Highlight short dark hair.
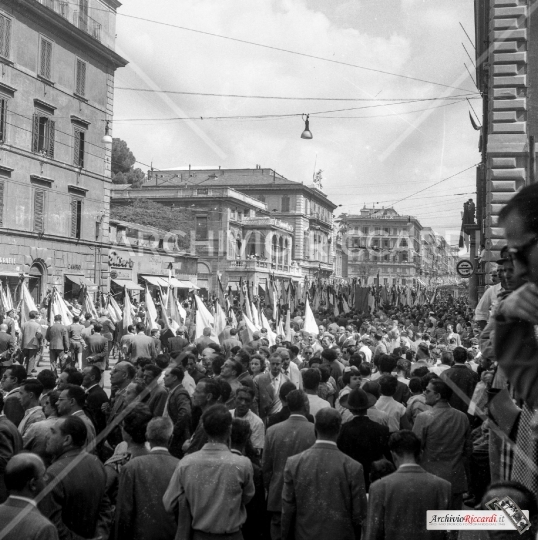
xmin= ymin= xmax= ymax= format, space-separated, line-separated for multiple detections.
xmin=155 ymin=354 xmax=170 ymax=370
xmin=6 ymin=365 xmax=26 ymax=385
xmin=64 ymin=384 xmax=86 ymax=408
xmin=180 ymin=353 xmax=197 ymax=368
xmin=72 ymin=315 xmax=80 ymax=323
xmin=359 ymin=363 xmax=371 ymax=378
xmin=441 ymin=351 xmax=453 ymax=365
xmin=93 ymin=323 xmax=103 ymax=333
xmin=86 ymin=365 xmax=102 ymax=383
xmin=215 ymin=378 xmax=231 ymax=404
xmin=127 ymin=324 xmax=135 ymax=333
xmin=409 ymin=377 xmax=422 ymax=394
xmin=429 ymin=378 xmax=453 ymax=400
xmin=168 ymin=366 xmax=184 ymax=382
xmin=136 ymin=357 xmax=153 ymax=370
xmin=37 ymin=370 xmax=57 ymax=392
xmin=122 ymin=403 xmax=153 ymax=444
xmin=207 ymin=343 xmax=222 ymax=353
xmin=287 ymin=389 xmax=307 ymax=413
xmin=321 ymin=349 xmax=337 ymax=362
xmin=22 ymin=379 xmax=44 ymax=400
xmin=143 ymin=364 xmax=162 ymax=379
xmin=235 ymin=350 xmax=250 ymax=366
xmin=200 ymin=378 xmax=221 ymax=402
xmin=343 ymin=367 xmax=360 ymax=386
xmin=228 ymin=359 xmax=244 ymax=377
xmin=379 ymin=354 xmax=397 ymax=374
xmin=66 ymin=371 xmax=83 ymax=386
xmin=302 ymin=368 xmax=321 ymax=391
xmin=5 ymin=455 xmax=44 ymax=492
xmin=389 ymin=430 xmax=421 ymax=459
xmin=413 ymin=366 xmax=430 ymax=379
xmin=59 ymin=416 xmax=87 ymax=447
xmin=279 ymin=381 xmax=296 ymax=401
xmin=236 ymin=385 xmax=255 ymax=401
xmin=379 ymin=375 xmax=398 ymax=397
xmin=315 ymin=408 xmax=342 ymax=438
xmin=136 ymin=322 xmax=145 ymax=333
xmin=349 ymin=353 xmax=363 ymax=369
xmin=44 ymin=390 xmax=60 ymax=415
xmin=453 ymin=347 xmax=467 ymax=364
xmin=420 ymin=372 xmax=438 ymax=391
xmin=211 ymin=356 xmax=225 ymax=376
xmin=202 ymin=404 xmax=232 ymax=438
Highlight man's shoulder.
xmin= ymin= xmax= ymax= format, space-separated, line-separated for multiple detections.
xmin=254 ymin=372 xmax=270 ymax=384
xmin=125 ymin=451 xmax=180 ymax=471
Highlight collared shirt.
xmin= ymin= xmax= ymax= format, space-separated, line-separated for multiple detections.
xmin=269 ymin=373 xmax=284 ymax=415
xmin=398 ymin=463 xmax=417 ymax=469
xmin=375 ymin=396 xmax=406 ymax=432
xmin=85 ymin=384 xmax=99 ymax=393
xmin=230 ymin=409 xmax=265 ymax=450
xmin=163 ymin=442 xmax=254 ymax=535
xmin=306 ymin=393 xmax=331 ymax=417
xmin=150 ymin=446 xmax=168 ymax=453
xmin=314 ymin=439 xmax=336 ymax=447
xmin=9 ymin=495 xmax=37 ymax=507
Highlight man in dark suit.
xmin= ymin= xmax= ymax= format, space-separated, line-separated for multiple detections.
xmin=143 ymin=364 xmax=168 ymax=417
xmin=39 ymin=416 xmax=111 ymax=539
xmin=21 ymin=311 xmax=44 ymax=374
xmin=45 ymin=314 xmax=69 ymax=374
xmin=82 ymin=366 xmax=109 ymax=435
xmin=129 ymin=322 xmax=157 ymax=363
xmin=0 ymin=453 xmax=58 ymax=540
xmin=194 ymin=327 xmax=215 ymax=355
xmin=115 ymin=417 xmax=179 ymax=540
xmin=254 ymin=354 xmax=290 ymax=423
xmin=0 ymin=364 xmax=26 ymax=427
xmin=337 ymin=388 xmax=391 ymax=491
xmin=267 ymin=382 xmax=314 ymax=428
xmin=441 ymin=346 xmax=480 ymax=414
xmin=282 ymin=408 xmax=367 ymax=540
xmin=262 ymin=389 xmax=316 ymax=540
xmin=163 ymin=366 xmax=192 ymax=458
xmin=366 ymin=430 xmax=452 ymax=540
xmin=0 ymin=323 xmax=15 ymax=377
xmin=168 ymin=328 xmax=189 ymax=358
xmin=0 ymin=393 xmax=23 ymax=504
xmin=84 ymin=322 xmax=109 ymax=373
xmin=104 ymin=362 xmax=135 ymax=448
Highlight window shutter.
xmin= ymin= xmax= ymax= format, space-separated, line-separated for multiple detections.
xmin=31 ymin=113 xmax=39 ymax=152
xmin=76 ymin=60 xmax=86 ymax=96
xmin=34 ymin=190 xmax=45 ymax=233
xmin=4 ymin=18 xmax=10 ymax=58
xmin=70 ymin=199 xmax=78 ymax=238
xmin=0 ymin=180 xmax=4 ymax=227
xmin=73 ymin=129 xmax=80 ymax=166
xmin=0 ymin=98 xmax=7 ymax=143
xmin=40 ymin=39 xmax=52 ymax=79
xmin=47 ymin=119 xmax=55 ymax=158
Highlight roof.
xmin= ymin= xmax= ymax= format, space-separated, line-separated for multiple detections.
xmin=110 ymin=218 xmax=173 ymax=237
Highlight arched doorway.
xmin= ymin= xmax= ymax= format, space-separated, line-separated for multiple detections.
xmin=29 ymin=262 xmax=45 ymax=305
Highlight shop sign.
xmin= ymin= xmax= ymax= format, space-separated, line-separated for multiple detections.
xmin=67 ymin=264 xmax=82 ymax=271
xmin=110 ymin=268 xmax=133 ymax=280
xmin=109 ymin=251 xmax=134 ymax=269
xmin=0 ymin=257 xmax=17 ymax=265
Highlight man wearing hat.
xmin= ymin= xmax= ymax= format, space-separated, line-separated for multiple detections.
xmin=336 ymin=387 xmax=390 ymax=491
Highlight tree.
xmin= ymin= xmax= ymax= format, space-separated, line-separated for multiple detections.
xmin=110 ymin=199 xmax=195 ymax=250
xmin=111 ymin=138 xmax=146 ymax=188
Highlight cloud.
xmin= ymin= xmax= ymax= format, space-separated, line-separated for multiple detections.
xmin=112 ymin=0 xmax=479 ymax=236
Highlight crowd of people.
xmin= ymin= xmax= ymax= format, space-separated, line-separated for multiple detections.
xmin=2 ymin=182 xmax=538 ymax=539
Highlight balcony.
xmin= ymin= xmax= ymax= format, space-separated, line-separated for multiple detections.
xmin=37 ymin=1 xmax=101 ymax=42
xmin=308 ymin=211 xmax=332 ymax=227
xmin=226 ymin=259 xmax=302 ymax=275
xmin=241 ymin=216 xmax=294 ymax=233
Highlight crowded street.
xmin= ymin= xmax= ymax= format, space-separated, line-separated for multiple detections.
xmin=0 ymin=0 xmax=537 ymax=539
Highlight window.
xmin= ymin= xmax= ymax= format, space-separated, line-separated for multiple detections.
xmin=34 ymin=189 xmax=45 ymax=233
xmin=362 ymin=227 xmax=369 ymax=235
xmin=74 ymin=129 xmax=85 ymax=168
xmin=39 ymin=37 xmax=53 ymax=80
xmin=0 ymin=98 xmax=7 ymax=143
xmin=281 ymin=195 xmax=290 ymax=212
xmin=400 ymin=238 xmax=408 ymax=247
xmin=195 ymin=216 xmax=208 ymax=240
xmin=197 ymin=188 xmax=208 ymax=195
xmin=0 ymin=14 xmax=11 ymax=58
xmin=70 ymin=198 xmax=82 ymax=239
xmin=257 ymin=194 xmax=265 ymax=203
xmin=32 ymin=113 xmax=55 ymax=157
xmin=75 ymin=59 xmax=87 ymax=97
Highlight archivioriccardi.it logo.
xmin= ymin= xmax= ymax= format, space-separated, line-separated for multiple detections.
xmin=427 ymin=500 xmax=530 ymax=534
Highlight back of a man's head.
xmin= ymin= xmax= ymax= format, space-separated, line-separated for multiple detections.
xmin=378 ymin=354 xmax=397 ymax=374
xmin=321 ymin=349 xmax=337 ymax=363
xmin=302 ymin=368 xmax=321 ymax=391
xmin=135 ymin=322 xmax=145 ymax=333
xmin=287 ymin=389 xmax=307 ymax=414
xmin=315 ymin=408 xmax=342 ymax=439
xmin=146 ymin=416 xmax=173 ymax=448
xmin=5 ymin=453 xmax=45 ymax=495
xmin=453 ymin=346 xmax=467 ymax=364
xmin=388 ymin=430 xmax=421 ymax=461
xmin=378 ymin=374 xmax=398 ymax=397
xmin=202 ymin=404 xmax=232 ymax=439
xmin=59 ymin=416 xmax=87 ymax=448
xmin=279 ymin=381 xmax=297 ymax=402
xmin=203 ymin=327 xmax=211 ymax=337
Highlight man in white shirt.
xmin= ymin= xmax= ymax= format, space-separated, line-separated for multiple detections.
xmin=358 ymin=338 xmax=373 ymax=363
xmin=374 ymin=375 xmax=411 ymax=433
xmin=302 ymin=368 xmax=331 ymax=417
xmin=474 ymin=268 xmax=503 ymax=329
xmin=277 ymin=347 xmax=303 ymax=390
xmin=430 ymin=351 xmax=453 ymax=377
xmin=230 ymin=387 xmax=265 ymax=453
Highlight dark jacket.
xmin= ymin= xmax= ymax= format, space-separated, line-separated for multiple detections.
xmin=0 ymin=415 xmax=22 ymax=503
xmin=39 ymin=449 xmax=111 ymax=540
xmin=267 ymin=406 xmax=314 ymax=429
xmin=46 ymin=323 xmax=69 ymax=351
xmin=3 ymin=387 xmax=24 ymax=427
xmin=85 ymin=384 xmax=109 ymax=435
xmin=84 ymin=334 xmax=109 ymax=371
xmin=441 ymin=364 xmax=480 ymax=413
xmin=337 ymin=414 xmax=390 ymax=491
xmin=166 ymin=383 xmax=192 ymax=459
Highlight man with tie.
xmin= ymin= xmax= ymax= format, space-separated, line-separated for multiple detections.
xmin=253 ymin=354 xmax=290 ymax=423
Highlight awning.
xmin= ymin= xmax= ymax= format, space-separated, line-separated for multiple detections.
xmin=0 ymin=272 xmax=28 ymax=277
xmin=173 ymin=279 xmax=199 ymax=289
xmin=65 ymin=274 xmax=97 ymax=288
xmin=416 ymin=278 xmax=426 ymax=287
xmin=111 ymin=279 xmax=144 ymax=291
xmin=141 ymin=275 xmax=169 ymax=287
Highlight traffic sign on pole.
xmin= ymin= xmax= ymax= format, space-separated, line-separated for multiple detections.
xmin=456 ymin=259 xmax=474 ymax=278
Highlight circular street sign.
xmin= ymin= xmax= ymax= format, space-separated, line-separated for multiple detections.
xmin=456 ymin=259 xmax=474 ymax=278
xmin=110 ymin=270 xmax=118 ymax=280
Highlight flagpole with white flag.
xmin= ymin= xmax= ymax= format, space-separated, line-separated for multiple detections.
xmin=303 ymin=298 xmax=319 ymax=335
xmin=145 ymin=287 xmax=159 ymax=332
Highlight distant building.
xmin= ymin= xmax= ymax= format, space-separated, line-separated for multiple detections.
xmin=143 ymin=167 xmax=339 ymax=279
xmin=0 ymin=0 xmax=127 ymax=303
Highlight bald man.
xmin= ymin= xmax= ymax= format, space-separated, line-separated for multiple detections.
xmin=0 ymin=454 xmax=58 ymax=540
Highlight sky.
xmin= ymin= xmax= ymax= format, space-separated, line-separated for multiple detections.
xmin=108 ymin=0 xmax=480 ymax=246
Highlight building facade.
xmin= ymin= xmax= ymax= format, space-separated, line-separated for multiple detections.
xmin=144 ymin=167 xmax=338 ymax=279
xmin=0 ymin=0 xmax=126 ymax=303
xmin=110 ymin=184 xmax=303 ymax=296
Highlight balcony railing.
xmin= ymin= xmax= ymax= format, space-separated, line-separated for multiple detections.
xmin=226 ymin=259 xmax=301 ymax=275
xmin=38 ymin=1 xmax=102 ymax=42
xmin=73 ymin=11 xmax=102 ymax=41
